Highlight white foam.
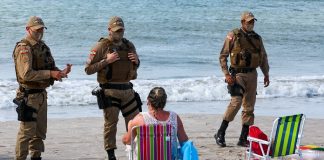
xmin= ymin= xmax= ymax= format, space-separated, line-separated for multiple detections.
xmin=1 ymin=75 xmax=324 ymax=109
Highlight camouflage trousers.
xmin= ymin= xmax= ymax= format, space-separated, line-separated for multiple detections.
xmin=15 ymin=91 xmax=47 ymax=160
xmin=103 ymin=88 xmax=140 ymax=150
xmin=223 ymin=70 xmax=257 ymax=125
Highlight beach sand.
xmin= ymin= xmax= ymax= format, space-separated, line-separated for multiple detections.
xmin=0 ymin=114 xmax=323 ymax=160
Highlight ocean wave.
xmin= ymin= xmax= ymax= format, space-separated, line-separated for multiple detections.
xmin=1 ymin=75 xmax=324 ymax=109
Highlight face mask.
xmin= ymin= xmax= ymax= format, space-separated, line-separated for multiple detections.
xmin=246 ymin=24 xmax=254 ymax=32
xmin=29 ymin=29 xmax=43 ymax=41
xmin=111 ymin=30 xmax=124 ymax=42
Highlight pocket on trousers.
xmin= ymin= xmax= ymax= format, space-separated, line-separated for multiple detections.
xmin=27 ymin=93 xmax=40 ymax=111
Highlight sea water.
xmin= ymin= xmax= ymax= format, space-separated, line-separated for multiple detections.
xmin=1 ymin=0 xmax=324 ymax=121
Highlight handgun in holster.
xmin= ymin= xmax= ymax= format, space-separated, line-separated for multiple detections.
xmin=13 ymin=98 xmax=37 ymax=122
xmin=226 ymin=67 xmax=245 ymax=97
xmin=92 ymin=87 xmax=111 ymax=109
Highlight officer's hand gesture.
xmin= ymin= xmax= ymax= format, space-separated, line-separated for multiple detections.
xmin=106 ymin=52 xmax=120 ymax=64
xmin=61 ymin=64 xmax=72 ymax=78
xmin=128 ymin=52 xmax=139 ymax=65
xmin=50 ymin=70 xmax=63 ymax=81
xmin=264 ymin=75 xmax=270 ymax=87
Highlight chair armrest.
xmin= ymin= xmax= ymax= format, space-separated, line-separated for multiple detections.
xmin=125 ymin=144 xmax=131 ymax=151
xmin=126 ymin=144 xmax=132 ymax=160
xmin=247 ymin=136 xmax=270 ymax=145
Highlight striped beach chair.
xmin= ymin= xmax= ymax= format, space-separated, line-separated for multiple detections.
xmin=130 ymin=123 xmax=177 ymax=160
xmin=246 ymin=114 xmax=306 ymax=160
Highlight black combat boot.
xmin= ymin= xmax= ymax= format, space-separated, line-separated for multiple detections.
xmin=31 ymin=157 xmax=41 ymax=160
xmin=214 ymin=120 xmax=229 ymax=147
xmin=237 ymin=124 xmax=249 ymax=147
xmin=107 ymin=149 xmax=117 ymax=160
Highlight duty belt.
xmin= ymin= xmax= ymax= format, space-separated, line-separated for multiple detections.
xmin=232 ymin=68 xmax=255 ymax=73
xmin=22 ymin=88 xmax=45 ymax=94
xmin=100 ymin=83 xmax=133 ymax=90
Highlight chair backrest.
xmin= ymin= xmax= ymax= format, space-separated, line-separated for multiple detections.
xmin=131 ymin=123 xmax=175 ymax=160
xmin=271 ymin=114 xmax=305 ymax=157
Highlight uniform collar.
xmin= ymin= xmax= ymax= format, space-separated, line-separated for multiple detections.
xmin=240 ymin=27 xmax=248 ymax=34
xmin=240 ymin=27 xmax=257 ymax=36
xmin=25 ymin=36 xmax=40 ymax=46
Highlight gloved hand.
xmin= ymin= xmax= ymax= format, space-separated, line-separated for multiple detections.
xmin=264 ymin=75 xmax=270 ymax=87
xmin=225 ymin=74 xmax=235 ymax=86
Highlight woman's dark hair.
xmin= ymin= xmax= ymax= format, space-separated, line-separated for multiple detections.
xmin=147 ymin=87 xmax=167 ymax=110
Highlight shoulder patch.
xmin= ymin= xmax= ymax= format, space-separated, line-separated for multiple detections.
xmin=86 ymin=53 xmax=95 ymax=64
xmin=90 ymin=50 xmax=96 ymax=56
xmin=19 ymin=50 xmax=29 ymax=54
xmin=226 ymin=32 xmax=234 ymax=40
xmin=18 ymin=46 xmax=30 ymax=54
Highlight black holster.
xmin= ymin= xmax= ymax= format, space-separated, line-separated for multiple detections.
xmin=120 ymin=91 xmax=142 ymax=117
xmin=13 ymin=98 xmax=37 ymax=122
xmin=92 ymin=87 xmax=111 ymax=109
xmin=227 ymin=83 xmax=245 ymax=97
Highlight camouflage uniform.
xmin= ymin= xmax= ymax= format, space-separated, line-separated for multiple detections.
xmin=219 ymin=28 xmax=269 ymax=125
xmin=215 ymin=11 xmax=270 ymax=147
xmin=85 ymin=16 xmax=141 ymax=158
xmin=13 ymin=16 xmax=59 ymax=160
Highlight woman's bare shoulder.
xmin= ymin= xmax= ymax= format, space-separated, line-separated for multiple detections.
xmin=130 ymin=113 xmax=145 ymax=126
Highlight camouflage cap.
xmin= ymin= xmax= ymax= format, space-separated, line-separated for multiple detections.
xmin=26 ymin=16 xmax=47 ymax=29
xmin=108 ymin=16 xmax=124 ymax=32
xmin=241 ymin=11 xmax=257 ymax=22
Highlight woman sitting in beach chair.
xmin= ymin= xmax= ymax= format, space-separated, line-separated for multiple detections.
xmin=122 ymin=87 xmax=189 ymax=160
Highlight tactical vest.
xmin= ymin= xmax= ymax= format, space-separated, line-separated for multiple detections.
xmin=230 ymin=28 xmax=262 ymax=69
xmin=99 ymin=38 xmax=137 ymax=82
xmin=13 ymin=39 xmax=55 ymax=89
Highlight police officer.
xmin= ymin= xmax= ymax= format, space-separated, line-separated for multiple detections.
xmin=215 ymin=11 xmax=270 ymax=147
xmin=85 ymin=16 xmax=141 ymax=160
xmin=13 ymin=16 xmax=72 ymax=160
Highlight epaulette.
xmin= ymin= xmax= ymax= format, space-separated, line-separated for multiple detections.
xmin=98 ymin=37 xmax=106 ymax=42
xmin=98 ymin=37 xmax=113 ymax=47
xmin=232 ymin=28 xmax=241 ymax=38
xmin=18 ymin=39 xmax=32 ymax=48
xmin=17 ymin=42 xmax=28 ymax=47
xmin=17 ymin=42 xmax=28 ymax=46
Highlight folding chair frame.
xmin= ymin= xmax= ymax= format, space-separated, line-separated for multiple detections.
xmin=246 ymin=114 xmax=306 ymax=160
